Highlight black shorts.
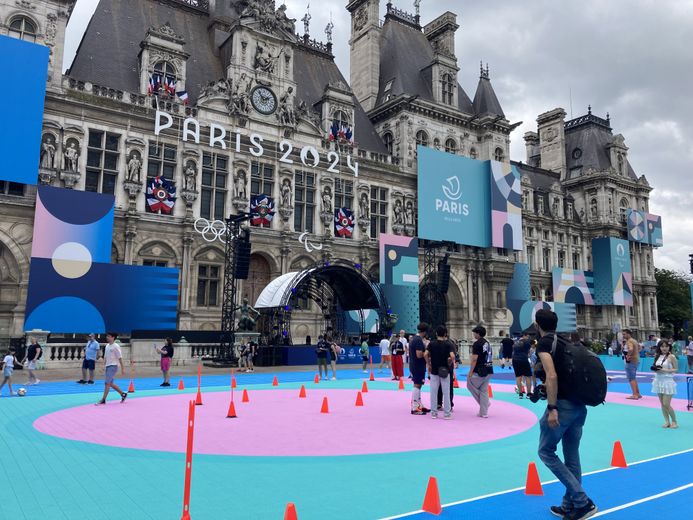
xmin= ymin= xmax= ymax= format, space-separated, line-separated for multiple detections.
xmin=512 ymin=359 xmax=532 ymax=377
xmin=410 ymin=369 xmax=425 ymax=386
xmin=82 ymin=359 xmax=96 ymax=370
xmin=502 ymin=349 xmax=513 ymax=359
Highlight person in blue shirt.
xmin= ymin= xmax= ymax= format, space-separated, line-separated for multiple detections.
xmin=77 ymin=333 xmax=100 ymax=384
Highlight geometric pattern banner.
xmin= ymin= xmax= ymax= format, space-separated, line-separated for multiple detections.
xmin=490 ymin=161 xmax=523 ymax=250
xmin=627 ymin=209 xmax=663 ymax=247
xmin=379 ymin=234 xmax=419 ymax=286
xmin=645 ymin=213 xmax=663 ymax=247
xmin=592 ymin=237 xmax=633 ymax=306
xmin=0 ymin=35 xmax=49 ymax=185
xmin=24 ymin=186 xmax=179 ymax=333
xmin=552 ymin=268 xmax=595 ymax=305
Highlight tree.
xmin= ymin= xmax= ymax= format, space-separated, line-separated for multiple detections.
xmin=655 ymin=268 xmax=692 ymax=339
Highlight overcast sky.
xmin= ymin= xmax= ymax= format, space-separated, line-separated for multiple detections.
xmin=64 ymin=0 xmax=693 ymax=274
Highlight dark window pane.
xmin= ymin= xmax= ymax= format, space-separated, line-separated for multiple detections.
xmin=163 ymin=146 xmax=176 ymax=161
xmin=215 ymin=173 xmax=226 ymax=188
xmin=102 ymin=174 xmax=117 ymax=195
xmin=200 ymin=189 xmax=212 ymax=219
xmin=105 ymin=134 xmax=119 ymax=151
xmin=306 ymin=207 xmax=314 ymax=233
xmin=85 ymin=170 xmax=100 ymax=192
xmin=306 ymin=191 xmax=314 ymax=203
xmin=202 ymin=172 xmax=213 ymax=186
xmin=103 ymin=152 xmax=118 ymax=171
xmin=163 ymin=164 xmax=175 ymax=177
xmin=148 ymin=162 xmax=160 ymax=176
xmin=294 ymin=211 xmax=303 ymax=231
xmin=203 ymin=153 xmax=213 ymax=167
xmin=196 ymin=280 xmax=206 ymax=306
xmin=209 ymin=281 xmax=218 ymax=306
xmin=217 ymin=156 xmax=227 ymax=170
xmin=214 ymin=192 xmax=225 ymax=220
xmin=149 ymin=144 xmax=160 ymax=157
xmin=88 ymin=131 xmax=103 ymax=148
xmin=251 ymin=180 xmax=260 ymax=194
xmin=295 ymin=190 xmax=304 ymax=202
xmin=210 ymin=266 xmax=219 ymax=277
xmin=6 ymin=182 xmax=24 ymax=196
xmin=87 ymin=150 xmax=101 ymax=168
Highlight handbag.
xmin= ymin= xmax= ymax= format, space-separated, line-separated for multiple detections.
xmin=437 ymin=367 xmax=449 ymax=379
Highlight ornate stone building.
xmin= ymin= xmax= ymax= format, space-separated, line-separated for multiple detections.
xmin=0 ymin=0 xmax=658 ymax=344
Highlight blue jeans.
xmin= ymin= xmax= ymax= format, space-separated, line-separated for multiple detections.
xmin=538 ymin=399 xmax=589 ymax=511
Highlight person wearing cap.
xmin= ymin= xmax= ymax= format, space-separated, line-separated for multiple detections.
xmin=77 ymin=333 xmax=100 ymax=384
xmin=467 ymin=325 xmax=494 ymax=418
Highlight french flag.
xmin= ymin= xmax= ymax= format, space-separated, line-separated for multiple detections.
xmin=176 ymin=90 xmax=189 ymax=104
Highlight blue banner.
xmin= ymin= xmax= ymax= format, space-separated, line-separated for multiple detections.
xmin=592 ymin=237 xmax=632 ymax=306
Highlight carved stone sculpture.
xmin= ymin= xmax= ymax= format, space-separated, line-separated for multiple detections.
xmin=359 ymin=192 xmax=369 ymax=220
xmin=40 ymin=135 xmax=56 ymax=169
xmin=254 ymin=42 xmax=279 ymax=74
xmin=278 ymin=86 xmax=296 ymax=126
xmin=184 ymin=161 xmax=197 ymax=191
xmin=234 ymin=170 xmax=247 ymax=199
xmin=126 ymin=152 xmax=142 ymax=182
xmin=393 ymin=199 xmax=404 ymax=225
xmin=63 ymin=141 xmax=80 ymax=173
xmin=230 ymin=73 xmax=253 ymax=115
xmin=280 ymin=178 xmax=292 ymax=208
xmin=321 ymin=187 xmax=333 ymax=215
xmin=404 ymin=200 xmax=414 ymax=226
xmin=275 ymin=4 xmax=296 ymax=33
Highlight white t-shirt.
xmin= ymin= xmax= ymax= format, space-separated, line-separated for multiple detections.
xmin=399 ymin=336 xmax=409 ymax=351
xmin=686 ymin=341 xmax=693 ymax=356
xmin=379 ymin=339 xmax=390 ymax=354
xmin=3 ymin=355 xmax=13 ymax=369
xmin=104 ymin=343 xmax=122 ymax=367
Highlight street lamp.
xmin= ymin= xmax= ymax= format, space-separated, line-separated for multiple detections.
xmin=689 ymin=253 xmax=693 ymax=275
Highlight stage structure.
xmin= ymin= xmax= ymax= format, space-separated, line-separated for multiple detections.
xmin=254 ymin=260 xmax=390 ymax=345
xmin=420 ymin=241 xmax=454 ymax=330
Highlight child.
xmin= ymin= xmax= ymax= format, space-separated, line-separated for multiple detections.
xmin=360 ymin=338 xmax=369 ymax=373
xmin=0 ymin=348 xmax=20 ymax=396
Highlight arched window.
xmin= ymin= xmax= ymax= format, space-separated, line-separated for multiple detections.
xmin=383 ymin=132 xmax=394 ymax=155
xmin=619 ymin=197 xmax=629 ymax=223
xmin=9 ymin=16 xmax=37 ymax=42
xmin=445 ymin=138 xmax=457 ymax=154
xmin=441 ymin=73 xmax=454 ymax=105
xmin=154 ymin=61 xmax=177 ymax=90
xmin=469 ymin=147 xmax=478 ymax=159
xmin=617 ymin=153 xmax=624 ymax=175
xmin=415 ymin=130 xmax=429 ymax=148
xmin=494 ymin=147 xmax=504 ymax=161
xmin=333 ymin=110 xmax=349 ymax=129
xmin=433 ymin=138 xmax=441 ymax=150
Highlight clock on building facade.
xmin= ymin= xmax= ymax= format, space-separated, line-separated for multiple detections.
xmin=250 ymin=86 xmax=278 ymax=115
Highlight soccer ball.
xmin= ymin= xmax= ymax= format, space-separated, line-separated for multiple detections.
xmin=17 ymin=388 xmax=26 ymax=397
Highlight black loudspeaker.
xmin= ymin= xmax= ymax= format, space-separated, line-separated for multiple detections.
xmin=234 ymin=240 xmax=251 ymax=279
xmin=436 ymin=264 xmax=451 ymax=293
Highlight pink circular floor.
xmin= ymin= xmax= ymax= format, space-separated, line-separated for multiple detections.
xmin=34 ymin=389 xmax=537 ymax=456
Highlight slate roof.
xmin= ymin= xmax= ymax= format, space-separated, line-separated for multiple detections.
xmin=67 ymin=0 xmax=386 ymax=153
xmin=376 ymin=18 xmax=474 ymax=114
xmin=513 ymin=161 xmax=560 ymax=190
xmin=472 ymin=75 xmax=505 ymax=118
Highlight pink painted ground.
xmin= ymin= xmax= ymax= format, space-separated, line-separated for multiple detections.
xmin=34 ymin=389 xmax=537 ymax=457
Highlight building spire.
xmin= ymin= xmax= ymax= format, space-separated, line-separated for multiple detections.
xmin=325 ymin=13 xmax=334 ymax=43
xmin=588 ymin=104 xmax=592 ymax=115
xmin=480 ymin=61 xmax=490 ymax=79
xmin=414 ymin=0 xmax=421 ymax=17
xmin=301 ymin=3 xmax=311 ymax=36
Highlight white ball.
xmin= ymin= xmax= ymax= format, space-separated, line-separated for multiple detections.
xmin=17 ymin=388 xmax=26 ymax=397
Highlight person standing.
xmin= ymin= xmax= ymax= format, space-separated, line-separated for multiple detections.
xmin=436 ymin=333 xmax=457 ymax=411
xmin=409 ymin=323 xmax=430 ymax=415
xmin=466 ymin=325 xmax=493 ymax=418
xmin=329 ymin=339 xmax=340 ymax=380
xmin=155 ymin=338 xmax=174 ymax=386
xmin=390 ymin=334 xmax=405 ymax=381
xmin=651 ymin=340 xmax=679 ymax=428
xmin=315 ymin=335 xmax=329 ymax=380
xmin=378 ymin=335 xmax=391 ymax=373
xmin=535 ymin=309 xmax=597 ymax=520
xmin=512 ymin=332 xmax=532 ymax=398
xmin=622 ymin=329 xmax=642 ymax=400
xmin=500 ymin=333 xmax=514 ymax=369
xmin=96 ymin=332 xmax=127 ymax=405
xmin=425 ymin=325 xmax=455 ymax=419
xmin=685 ymin=336 xmax=693 ymax=374
xmin=398 ymin=330 xmax=409 ymax=365
xmin=24 ymin=336 xmax=42 ymax=386
xmin=360 ymin=338 xmax=369 ymax=373
xmin=77 ymin=333 xmax=100 ymax=384
xmin=0 ymin=348 xmax=20 ymax=396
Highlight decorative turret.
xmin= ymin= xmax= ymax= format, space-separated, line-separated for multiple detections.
xmin=472 ymin=63 xmax=505 ymax=118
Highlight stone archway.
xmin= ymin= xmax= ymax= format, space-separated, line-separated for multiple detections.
xmin=0 ymin=241 xmax=22 ymax=341
xmin=246 ymin=254 xmax=271 ymax=306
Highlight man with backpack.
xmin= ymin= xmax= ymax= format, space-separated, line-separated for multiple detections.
xmin=535 ymin=309 xmax=603 ymax=520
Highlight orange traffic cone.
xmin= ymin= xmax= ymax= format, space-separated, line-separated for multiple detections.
xmin=195 ymin=388 xmax=203 ymax=406
xmin=369 ymin=371 xmax=375 ymax=381
xmin=298 ymin=384 xmax=307 ymax=398
xmin=128 ymin=379 xmax=135 ymax=393
xmin=314 ymin=374 xmax=320 ymax=384
xmin=320 ymin=396 xmax=329 ymax=414
xmin=524 ymin=462 xmax=543 ymax=495
xmin=421 ymin=476 xmax=442 ymax=515
xmin=272 ymin=376 xmax=279 ymax=386
xmin=398 ymin=378 xmax=405 ymax=390
xmin=284 ymin=502 xmax=298 ymax=520
xmin=355 ymin=391 xmax=364 ymax=406
xmin=453 ymin=377 xmax=459 ymax=389
xmin=488 ymin=385 xmax=494 ymax=398
xmin=232 ymin=376 xmax=237 ymax=389
xmin=611 ymin=440 xmax=628 ymax=468
xmin=226 ymin=399 xmax=237 ymax=418
xmin=177 ymin=379 xmax=184 ymax=390
xmin=361 ymin=381 xmax=369 ymax=393
xmin=241 ymin=389 xmax=249 ymax=403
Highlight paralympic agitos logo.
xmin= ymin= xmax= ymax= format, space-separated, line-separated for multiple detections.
xmin=436 ymin=176 xmax=470 ymax=216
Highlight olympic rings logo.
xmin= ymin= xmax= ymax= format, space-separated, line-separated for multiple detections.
xmin=194 ymin=218 xmax=228 ymax=243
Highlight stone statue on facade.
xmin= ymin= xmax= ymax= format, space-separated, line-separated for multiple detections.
xmin=301 ymin=9 xmax=311 ymax=35
xmin=393 ymin=199 xmax=404 ymax=225
xmin=321 ymin=188 xmax=333 ymax=215
xmin=552 ymin=197 xmax=560 ymax=217
xmin=40 ymin=135 xmax=56 ymax=169
xmin=404 ymin=200 xmax=415 ymax=225
xmin=275 ymin=4 xmax=296 ymax=33
xmin=254 ymin=42 xmax=280 ymax=74
xmin=280 ymin=177 xmax=292 ymax=208
xmin=230 ymin=73 xmax=252 ymax=115
xmin=359 ymin=192 xmax=369 ymax=220
xmin=236 ymin=297 xmax=260 ymax=332
xmin=278 ymin=86 xmax=296 ymax=126
xmin=325 ymin=20 xmax=334 ymax=43
xmin=590 ymin=199 xmax=598 ymax=220
xmin=126 ymin=153 xmax=142 ymax=182
xmin=184 ymin=161 xmax=197 ymax=191
xmin=234 ymin=170 xmax=248 ymax=199
xmin=537 ymin=196 xmax=544 ymax=215
xmin=64 ymin=142 xmax=80 ymax=173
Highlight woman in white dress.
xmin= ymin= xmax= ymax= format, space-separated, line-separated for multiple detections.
xmin=651 ymin=341 xmax=678 ymax=429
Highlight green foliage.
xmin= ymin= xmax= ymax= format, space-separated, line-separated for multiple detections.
xmin=590 ymin=341 xmax=604 ymax=354
xmin=655 ymin=268 xmax=693 ymax=339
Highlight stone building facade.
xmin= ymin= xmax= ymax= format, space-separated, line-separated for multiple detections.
xmin=0 ymin=0 xmax=658 ymax=344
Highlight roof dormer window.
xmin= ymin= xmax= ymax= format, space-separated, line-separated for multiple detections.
xmin=441 ymin=73 xmax=454 ymax=105
xmin=9 ymin=16 xmax=37 ymax=42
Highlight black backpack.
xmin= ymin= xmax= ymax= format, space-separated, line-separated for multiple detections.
xmin=550 ymin=334 xmax=607 ymax=406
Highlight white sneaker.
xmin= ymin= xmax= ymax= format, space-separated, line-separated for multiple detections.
xmin=34 ymin=379 xmax=40 ymax=385
xmin=331 ymin=377 xmax=336 ymax=380
xmin=362 ymin=370 xmax=368 ymax=373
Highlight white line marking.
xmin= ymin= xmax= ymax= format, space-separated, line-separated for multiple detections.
xmin=379 ymin=448 xmax=693 ymax=519
xmin=591 ymin=483 xmax=693 ymax=517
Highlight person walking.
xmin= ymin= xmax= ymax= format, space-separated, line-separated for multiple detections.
xmin=77 ymin=333 xmax=100 ymax=384
xmin=95 ymin=332 xmax=127 ymax=405
xmin=409 ymin=323 xmax=430 ymax=415
xmin=360 ymin=338 xmax=369 ymax=373
xmin=512 ymin=331 xmax=532 ymax=398
xmin=500 ymin=333 xmax=514 ymax=369
xmin=651 ymin=340 xmax=679 ymax=429
xmin=390 ymin=334 xmax=405 ymax=381
xmin=0 ymin=348 xmax=20 ymax=396
xmin=466 ymin=325 xmax=494 ymax=418
xmin=24 ymin=336 xmax=42 ymax=386
xmin=622 ymin=329 xmax=642 ymax=399
xmin=315 ymin=335 xmax=329 ymax=380
xmin=425 ymin=325 xmax=455 ymax=419
xmin=535 ymin=309 xmax=598 ymax=520
xmin=685 ymin=336 xmax=693 ymax=374
xmin=155 ymin=338 xmax=174 ymax=386
xmin=378 ymin=335 xmax=391 ymax=373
